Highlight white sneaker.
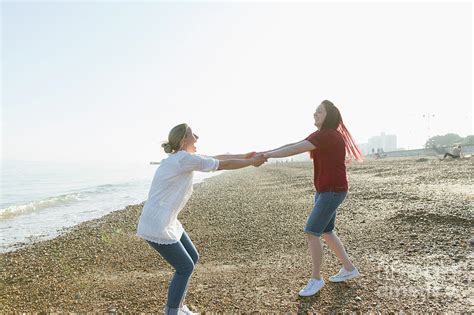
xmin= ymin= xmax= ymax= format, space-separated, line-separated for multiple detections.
xmin=180 ymin=305 xmax=199 ymax=315
xmin=163 ymin=305 xmax=198 ymax=315
xmin=298 ymin=278 xmax=325 ymax=297
xmin=329 ymin=267 xmax=360 ymax=282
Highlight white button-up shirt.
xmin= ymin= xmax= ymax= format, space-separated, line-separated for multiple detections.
xmin=137 ymin=151 xmax=219 ymax=244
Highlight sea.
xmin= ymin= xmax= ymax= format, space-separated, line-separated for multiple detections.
xmin=0 ymin=159 xmax=219 ymax=253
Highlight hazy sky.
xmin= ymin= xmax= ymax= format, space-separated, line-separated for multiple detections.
xmin=2 ymin=1 xmax=472 ymax=164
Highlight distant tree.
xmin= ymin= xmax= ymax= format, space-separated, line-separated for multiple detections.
xmin=424 ymin=133 xmax=463 ymax=148
xmin=462 ymin=135 xmax=474 ymax=145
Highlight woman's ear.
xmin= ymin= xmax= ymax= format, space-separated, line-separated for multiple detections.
xmin=178 ymin=138 xmax=186 ymax=150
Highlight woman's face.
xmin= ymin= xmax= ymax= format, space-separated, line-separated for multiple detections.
xmin=181 ymin=127 xmax=198 ymax=153
xmin=314 ymin=104 xmax=327 ymax=129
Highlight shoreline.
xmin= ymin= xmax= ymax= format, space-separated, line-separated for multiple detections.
xmin=1 ymin=158 xmax=472 ymax=312
xmin=0 ymin=170 xmax=223 ymax=254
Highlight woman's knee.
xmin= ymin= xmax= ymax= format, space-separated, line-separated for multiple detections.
xmin=322 ymin=231 xmax=334 ymax=240
xmin=176 ymin=259 xmax=195 ymax=276
xmin=187 ymin=251 xmax=199 ymax=265
xmin=193 ymin=252 xmax=199 ymax=265
xmin=306 ymin=233 xmax=321 ymax=241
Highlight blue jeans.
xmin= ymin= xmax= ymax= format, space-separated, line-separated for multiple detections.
xmin=304 ymin=192 xmax=347 ymax=236
xmin=147 ymin=231 xmax=199 ymax=314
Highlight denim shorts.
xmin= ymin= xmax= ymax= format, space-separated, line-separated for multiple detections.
xmin=304 ymin=191 xmax=347 ymax=236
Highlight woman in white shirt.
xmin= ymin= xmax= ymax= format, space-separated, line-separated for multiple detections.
xmin=137 ymin=123 xmax=266 ymax=315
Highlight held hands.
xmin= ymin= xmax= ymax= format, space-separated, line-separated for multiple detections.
xmin=242 ymin=151 xmax=267 ymax=167
xmin=255 ymin=151 xmax=271 ymax=159
xmin=243 ymin=151 xmax=257 ymax=159
xmin=250 ymin=154 xmax=267 ymax=167
xmin=245 ymin=151 xmax=272 ymax=160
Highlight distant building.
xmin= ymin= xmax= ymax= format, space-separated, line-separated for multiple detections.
xmin=358 ymin=132 xmax=397 ymax=155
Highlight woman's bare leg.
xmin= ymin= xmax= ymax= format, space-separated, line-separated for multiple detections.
xmin=322 ymin=231 xmax=355 ymax=271
xmin=306 ymin=234 xmax=323 ymax=279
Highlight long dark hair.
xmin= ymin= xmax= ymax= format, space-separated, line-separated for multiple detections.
xmin=314 ymin=100 xmax=363 ymax=161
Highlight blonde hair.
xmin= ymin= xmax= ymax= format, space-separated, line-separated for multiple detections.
xmin=162 ymin=123 xmax=189 ymax=154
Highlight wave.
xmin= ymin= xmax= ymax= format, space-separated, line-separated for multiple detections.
xmin=0 ymin=193 xmax=84 ymax=219
xmin=0 ymin=181 xmax=145 ymax=219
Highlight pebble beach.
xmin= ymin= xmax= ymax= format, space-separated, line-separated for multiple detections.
xmin=1 ymin=157 xmax=473 ymax=313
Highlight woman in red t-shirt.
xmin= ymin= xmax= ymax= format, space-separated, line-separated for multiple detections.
xmin=263 ymin=100 xmax=363 ymax=297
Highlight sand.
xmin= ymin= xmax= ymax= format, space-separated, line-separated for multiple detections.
xmin=1 ymin=157 xmax=472 ymax=312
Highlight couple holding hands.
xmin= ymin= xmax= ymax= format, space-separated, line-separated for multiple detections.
xmin=137 ymin=100 xmax=363 ymax=315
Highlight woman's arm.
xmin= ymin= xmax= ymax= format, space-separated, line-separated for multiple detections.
xmin=213 ymin=152 xmax=255 ymax=161
xmin=264 ymin=140 xmax=316 ymax=159
xmin=259 ymin=141 xmax=299 ymax=154
xmin=217 ymin=155 xmax=266 ymax=170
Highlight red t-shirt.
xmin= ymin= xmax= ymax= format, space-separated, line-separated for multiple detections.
xmin=305 ymin=129 xmax=348 ymax=192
